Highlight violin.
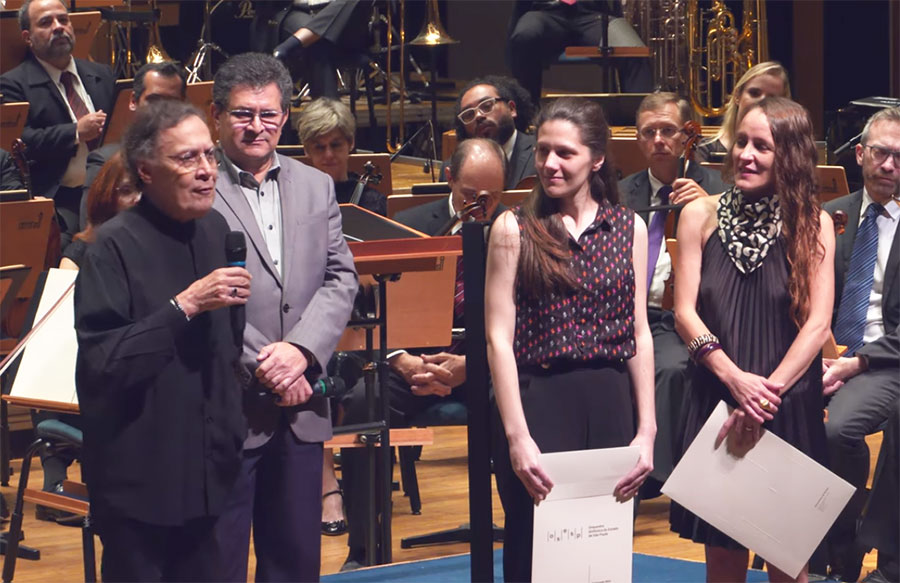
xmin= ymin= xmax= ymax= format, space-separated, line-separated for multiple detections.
xmin=436 ymin=192 xmax=491 ymax=236
xmin=832 ymin=210 xmax=848 ymax=235
xmin=349 ymin=161 xmax=383 ymax=206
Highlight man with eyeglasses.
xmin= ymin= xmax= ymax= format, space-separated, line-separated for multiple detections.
xmin=618 ymin=92 xmax=727 ymax=501
xmin=209 ymin=53 xmax=358 ymax=582
xmin=444 ymin=75 xmax=536 ymax=191
xmin=821 ymin=106 xmax=900 ymax=583
xmin=75 ymin=99 xmax=251 ymax=580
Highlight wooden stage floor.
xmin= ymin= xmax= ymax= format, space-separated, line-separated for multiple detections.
xmin=0 ymin=427 xmax=883 ymax=582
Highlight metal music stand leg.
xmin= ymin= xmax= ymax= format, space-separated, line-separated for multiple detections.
xmin=373 ymin=274 xmax=397 ymax=565
xmin=462 ymin=222 xmax=495 ymax=582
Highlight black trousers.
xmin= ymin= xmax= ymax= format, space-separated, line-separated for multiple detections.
xmin=94 ymin=511 xmax=224 ymax=582
xmin=492 ymin=361 xmax=634 ymax=583
xmin=507 ymin=5 xmax=653 ymax=103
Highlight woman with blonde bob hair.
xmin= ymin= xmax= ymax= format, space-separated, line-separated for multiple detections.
xmin=701 ymin=61 xmax=792 ymax=159
xmin=671 ymin=96 xmax=834 ymax=582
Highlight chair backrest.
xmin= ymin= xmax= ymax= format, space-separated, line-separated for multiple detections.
xmin=700 ymin=162 xmax=849 ymax=203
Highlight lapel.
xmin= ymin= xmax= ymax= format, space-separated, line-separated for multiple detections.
xmin=840 ymin=190 xmax=864 ymax=270
xmin=507 ymin=133 xmax=534 ymax=189
xmin=627 ymin=170 xmax=653 ymax=224
xmin=882 ymin=204 xmax=900 ymax=311
xmin=276 ymin=157 xmax=298 ymax=288
xmin=24 ymin=55 xmax=68 ymax=115
xmin=215 ymin=161 xmax=282 ymax=287
xmin=426 ymin=199 xmax=452 ymax=236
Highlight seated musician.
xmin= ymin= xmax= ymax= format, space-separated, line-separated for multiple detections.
xmin=0 ymin=0 xmax=115 ymax=249
xmin=340 ymin=138 xmax=507 ymax=570
xmin=506 ymin=0 xmax=652 ymax=104
xmin=255 ymin=0 xmax=372 ymax=99
xmin=297 ymin=97 xmax=386 ymax=215
xmin=820 ymin=106 xmax=900 ymax=583
xmin=442 ymin=75 xmax=537 ymax=191
xmin=618 ymin=92 xmax=728 ymax=496
xmin=80 ymin=61 xmax=186 ymax=229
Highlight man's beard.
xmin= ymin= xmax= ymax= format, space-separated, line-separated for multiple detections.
xmin=493 ymin=115 xmax=516 ymax=146
xmin=44 ymin=33 xmax=74 ymax=60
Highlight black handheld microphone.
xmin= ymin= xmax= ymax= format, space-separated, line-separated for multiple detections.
xmin=256 ymin=376 xmax=349 ymax=401
xmin=225 ymin=231 xmax=247 ymax=348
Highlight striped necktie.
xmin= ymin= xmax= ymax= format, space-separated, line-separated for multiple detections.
xmin=833 ymin=203 xmax=884 ymax=355
xmin=60 ymin=71 xmax=99 ymax=150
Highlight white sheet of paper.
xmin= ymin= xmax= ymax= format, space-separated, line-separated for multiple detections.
xmin=662 ymin=401 xmax=854 ymax=578
xmin=532 ymin=446 xmax=639 ymax=583
xmin=10 ymin=268 xmax=79 ymax=405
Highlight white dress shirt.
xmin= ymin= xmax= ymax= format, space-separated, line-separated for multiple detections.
xmin=859 ymin=188 xmax=900 ymax=343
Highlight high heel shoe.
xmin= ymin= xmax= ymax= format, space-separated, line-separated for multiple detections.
xmin=321 ymin=489 xmax=347 ymax=536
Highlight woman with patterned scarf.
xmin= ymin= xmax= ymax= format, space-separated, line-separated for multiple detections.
xmin=670 ymin=96 xmax=836 ymax=583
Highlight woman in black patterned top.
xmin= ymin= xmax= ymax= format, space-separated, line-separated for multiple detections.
xmin=485 ymin=97 xmax=656 ymax=582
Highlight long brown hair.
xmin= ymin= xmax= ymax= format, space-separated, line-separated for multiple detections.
xmin=74 ymin=151 xmax=133 ymax=244
xmin=725 ymin=97 xmax=821 ymax=326
xmin=517 ymin=97 xmax=620 ymax=299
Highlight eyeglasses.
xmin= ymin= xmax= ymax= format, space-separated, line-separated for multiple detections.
xmin=457 ymin=97 xmax=499 ymax=124
xmin=864 ymin=145 xmax=900 ymax=166
xmin=228 ymin=109 xmax=284 ymax=128
xmin=167 ymin=148 xmax=217 ymax=172
xmin=638 ymin=126 xmax=681 ymax=140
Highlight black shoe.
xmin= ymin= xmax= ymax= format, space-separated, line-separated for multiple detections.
xmin=35 ymin=483 xmax=78 ymax=525
xmin=861 ymin=569 xmax=893 ymax=583
xmin=340 ymin=558 xmax=364 ymax=572
xmin=828 ymin=540 xmax=866 ymax=583
xmin=321 ymin=489 xmax=347 ymax=536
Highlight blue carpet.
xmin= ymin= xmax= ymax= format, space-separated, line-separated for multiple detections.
xmin=323 ymin=550 xmax=769 ymax=582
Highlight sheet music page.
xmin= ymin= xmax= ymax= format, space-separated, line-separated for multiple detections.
xmin=532 ymin=446 xmax=639 ymax=583
xmin=10 ymin=268 xmax=79 ymax=405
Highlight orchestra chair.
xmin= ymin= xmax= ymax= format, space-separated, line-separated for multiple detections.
xmin=2 ymin=419 xmax=95 ymax=583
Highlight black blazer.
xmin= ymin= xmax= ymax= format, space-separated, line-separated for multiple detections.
xmin=0 ymin=55 xmax=115 ymax=198
xmin=618 ymin=163 xmax=729 ymax=226
xmin=824 ymin=190 xmax=900 ymax=369
xmin=439 ymin=132 xmax=536 ymax=191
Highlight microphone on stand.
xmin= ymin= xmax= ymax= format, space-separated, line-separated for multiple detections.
xmin=225 ymin=231 xmax=247 ymax=348
xmin=256 ymin=376 xmax=349 ymax=401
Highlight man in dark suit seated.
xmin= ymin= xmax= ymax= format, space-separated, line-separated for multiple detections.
xmin=442 ymin=75 xmax=536 ymax=191
xmin=80 ymin=61 xmax=187 ymax=229
xmin=618 ymin=92 xmax=728 ymax=496
xmin=0 ymin=0 xmax=115 ymax=249
xmin=821 ymin=106 xmax=900 ymax=583
xmin=340 ymin=138 xmax=508 ymax=571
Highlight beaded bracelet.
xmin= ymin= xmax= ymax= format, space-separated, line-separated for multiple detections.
xmin=691 ymin=341 xmax=722 ymax=363
xmin=687 ymin=333 xmax=719 ymax=356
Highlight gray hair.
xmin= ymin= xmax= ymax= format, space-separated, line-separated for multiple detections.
xmin=123 ymin=100 xmax=205 ymax=186
xmin=861 ymin=106 xmax=900 ymax=145
xmin=212 ymin=52 xmax=292 ymax=112
xmin=19 ymin=0 xmax=69 ymax=31
xmin=297 ymin=98 xmax=356 ymax=145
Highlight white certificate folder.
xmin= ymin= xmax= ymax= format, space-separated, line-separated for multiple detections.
xmin=662 ymin=401 xmax=854 ymax=578
xmin=532 ymin=446 xmax=639 ymax=583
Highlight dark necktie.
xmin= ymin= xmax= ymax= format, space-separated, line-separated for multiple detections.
xmin=60 ymin=71 xmax=98 ymax=150
xmin=833 ymin=202 xmax=884 ymax=355
xmin=645 ymin=185 xmax=672 ymax=291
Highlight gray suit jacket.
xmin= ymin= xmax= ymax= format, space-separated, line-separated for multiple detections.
xmin=213 ymin=153 xmax=359 ymax=448
xmin=618 ymin=163 xmax=729 ymax=226
xmin=824 ymin=190 xmax=900 ymax=369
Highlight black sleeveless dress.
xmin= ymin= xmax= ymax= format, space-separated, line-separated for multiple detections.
xmin=669 ymin=233 xmax=828 ymax=549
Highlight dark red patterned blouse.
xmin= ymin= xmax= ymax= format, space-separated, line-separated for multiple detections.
xmin=513 ymin=201 xmax=636 ymax=365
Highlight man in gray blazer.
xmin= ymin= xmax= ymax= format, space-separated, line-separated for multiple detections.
xmin=821 ymin=106 xmax=899 ymax=583
xmin=441 ymin=75 xmax=536 ymax=190
xmin=618 ymin=92 xmax=728 ymax=495
xmin=210 ymin=53 xmax=358 ymax=582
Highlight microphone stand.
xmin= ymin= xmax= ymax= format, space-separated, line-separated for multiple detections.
xmin=388 ymin=120 xmax=435 ymax=163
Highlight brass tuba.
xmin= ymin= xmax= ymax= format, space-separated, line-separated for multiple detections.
xmin=145 ymin=0 xmax=174 ymax=64
xmin=687 ymin=0 xmax=768 ymax=118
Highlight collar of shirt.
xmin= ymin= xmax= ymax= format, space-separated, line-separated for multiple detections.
xmin=647 ymin=161 xmax=691 ymax=204
xmin=447 ymin=194 xmax=462 ymax=234
xmin=35 ymin=55 xmax=77 ymax=87
xmin=567 ymin=200 xmax=615 ymax=249
xmin=502 ymin=129 xmax=518 ymax=162
xmin=861 ymin=187 xmax=900 ymax=224
xmin=220 ymin=150 xmax=281 ymax=188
